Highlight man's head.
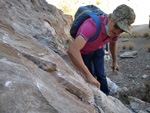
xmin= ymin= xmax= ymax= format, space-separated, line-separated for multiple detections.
xmin=107 ymin=4 xmax=136 ymax=37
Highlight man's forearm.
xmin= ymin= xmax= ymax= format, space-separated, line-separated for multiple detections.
xmin=67 ymin=47 xmax=100 ymax=88
xmin=67 ymin=35 xmax=100 ymax=88
xmin=109 ymin=41 xmax=120 ymax=71
xmin=110 ymin=41 xmax=117 ymax=63
xmin=67 ymin=49 xmax=92 ymax=78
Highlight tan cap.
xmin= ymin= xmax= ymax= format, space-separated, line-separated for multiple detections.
xmin=113 ymin=4 xmax=136 ymax=35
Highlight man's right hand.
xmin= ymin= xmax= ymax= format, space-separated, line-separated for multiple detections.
xmin=67 ymin=35 xmax=100 ymax=89
xmin=87 ymin=75 xmax=100 ymax=89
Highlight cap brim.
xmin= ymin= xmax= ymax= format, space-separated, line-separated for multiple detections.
xmin=117 ymin=22 xmax=132 ymax=36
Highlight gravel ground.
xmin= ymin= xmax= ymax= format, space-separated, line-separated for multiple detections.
xmin=105 ymin=37 xmax=150 ymax=103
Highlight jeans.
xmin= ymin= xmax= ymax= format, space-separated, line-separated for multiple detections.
xmin=81 ymin=48 xmax=109 ymax=95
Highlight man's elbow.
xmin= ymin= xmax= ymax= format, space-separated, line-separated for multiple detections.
xmin=110 ymin=41 xmax=116 ymax=47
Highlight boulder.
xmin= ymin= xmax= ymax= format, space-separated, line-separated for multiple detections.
xmin=129 ymin=96 xmax=150 ymax=113
xmin=120 ymin=51 xmax=138 ymax=58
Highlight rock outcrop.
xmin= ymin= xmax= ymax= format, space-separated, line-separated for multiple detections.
xmin=0 ymin=0 xmax=132 ymax=112
xmin=129 ymin=96 xmax=150 ymax=113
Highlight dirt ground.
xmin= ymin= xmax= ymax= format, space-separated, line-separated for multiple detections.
xmin=105 ymin=36 xmax=150 ymax=104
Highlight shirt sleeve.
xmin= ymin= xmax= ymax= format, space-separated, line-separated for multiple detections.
xmin=77 ymin=19 xmax=96 ymax=41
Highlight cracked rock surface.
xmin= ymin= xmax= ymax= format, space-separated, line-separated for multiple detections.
xmin=0 ymin=0 xmax=133 ymax=112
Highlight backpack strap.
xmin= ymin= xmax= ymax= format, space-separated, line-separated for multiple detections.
xmin=83 ymin=12 xmax=101 ymax=42
xmin=88 ymin=14 xmax=101 ymax=42
xmin=88 ymin=13 xmax=109 ymax=52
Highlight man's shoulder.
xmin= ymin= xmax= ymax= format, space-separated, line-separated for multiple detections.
xmin=85 ymin=17 xmax=96 ymax=25
xmin=83 ymin=15 xmax=107 ymax=27
xmin=98 ymin=15 xmax=108 ymax=21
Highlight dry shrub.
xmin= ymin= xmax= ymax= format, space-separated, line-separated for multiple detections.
xmin=143 ymin=32 xmax=149 ymax=38
xmin=146 ymin=43 xmax=150 ymax=52
xmin=120 ymin=41 xmax=134 ymax=50
xmin=120 ymin=32 xmax=131 ymax=38
xmin=122 ymin=43 xmax=126 ymax=49
xmin=128 ymin=41 xmax=135 ymax=50
xmin=132 ymin=32 xmax=140 ymax=38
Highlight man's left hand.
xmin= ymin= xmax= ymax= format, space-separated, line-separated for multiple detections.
xmin=112 ymin=62 xmax=120 ymax=72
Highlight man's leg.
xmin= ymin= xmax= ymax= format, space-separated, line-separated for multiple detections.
xmin=92 ymin=48 xmax=109 ymax=95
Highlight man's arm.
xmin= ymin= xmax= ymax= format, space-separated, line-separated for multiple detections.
xmin=67 ymin=35 xmax=100 ymax=88
xmin=109 ymin=41 xmax=120 ymax=71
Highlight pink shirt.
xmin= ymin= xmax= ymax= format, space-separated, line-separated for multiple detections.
xmin=76 ymin=16 xmax=119 ymax=54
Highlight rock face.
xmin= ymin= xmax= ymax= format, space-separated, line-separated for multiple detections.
xmin=0 ymin=0 xmax=132 ymax=112
xmin=128 ymin=96 xmax=150 ymax=113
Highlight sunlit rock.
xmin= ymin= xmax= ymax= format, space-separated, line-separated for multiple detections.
xmin=129 ymin=96 xmax=150 ymax=113
xmin=0 ymin=0 xmax=135 ymax=112
xmin=120 ymin=51 xmax=138 ymax=58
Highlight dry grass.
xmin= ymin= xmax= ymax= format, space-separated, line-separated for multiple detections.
xmin=131 ymin=32 xmax=150 ymax=38
xmin=128 ymin=41 xmax=135 ymax=50
xmin=120 ymin=32 xmax=131 ymax=38
xmin=120 ymin=31 xmax=143 ymax=38
xmin=122 ymin=43 xmax=127 ymax=49
xmin=118 ymin=41 xmax=135 ymax=50
xmin=143 ymin=32 xmax=149 ymax=38
xmin=146 ymin=43 xmax=150 ymax=52
xmin=132 ymin=32 xmax=141 ymax=38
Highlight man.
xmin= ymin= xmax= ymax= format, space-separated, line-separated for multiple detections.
xmin=67 ymin=4 xmax=135 ymax=95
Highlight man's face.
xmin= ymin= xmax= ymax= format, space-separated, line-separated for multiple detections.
xmin=107 ymin=18 xmax=123 ymax=37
